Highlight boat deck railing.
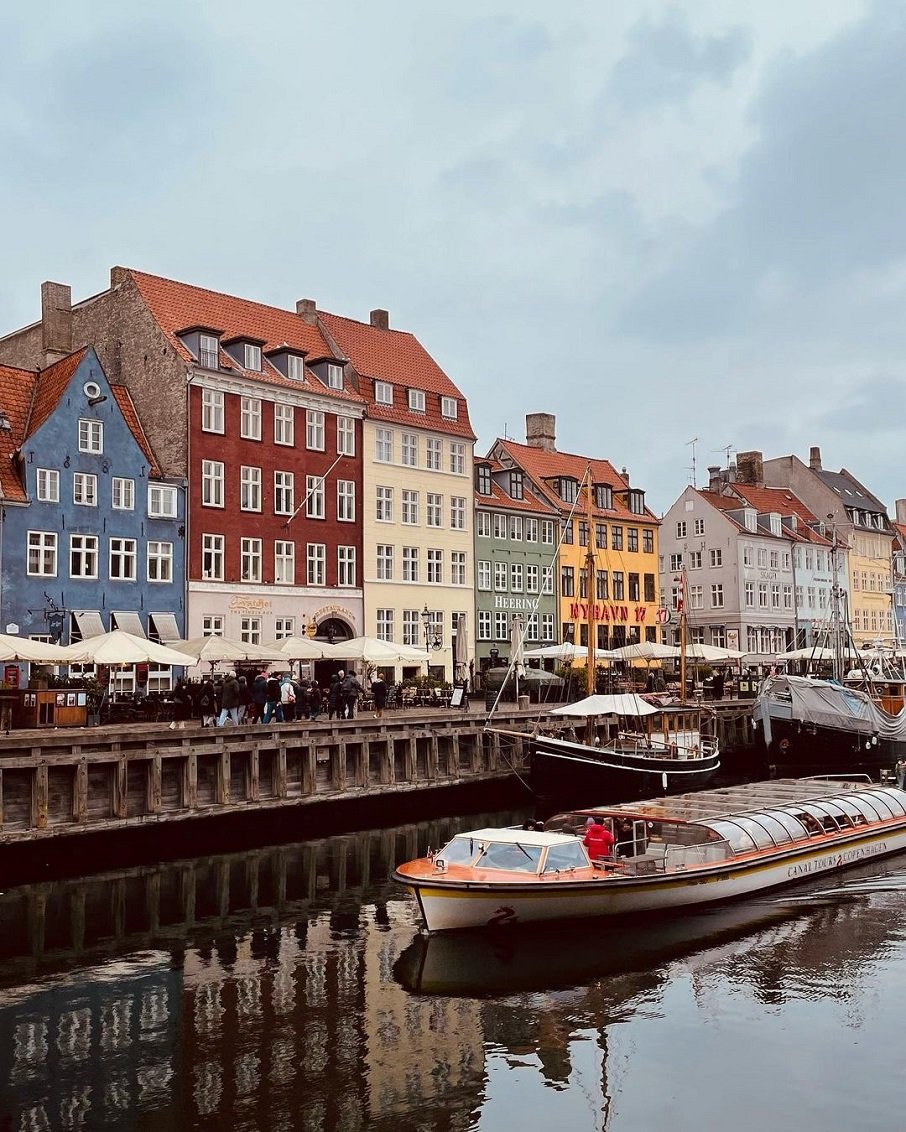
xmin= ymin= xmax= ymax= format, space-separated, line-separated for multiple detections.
xmin=607 ymin=731 xmax=717 ymax=760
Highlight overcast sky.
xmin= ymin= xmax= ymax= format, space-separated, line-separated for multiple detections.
xmin=2 ymin=0 xmax=902 ymax=514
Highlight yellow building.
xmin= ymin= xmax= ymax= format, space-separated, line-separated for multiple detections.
xmin=321 ymin=311 xmax=476 ymax=680
xmin=493 ymin=415 xmax=661 ymax=650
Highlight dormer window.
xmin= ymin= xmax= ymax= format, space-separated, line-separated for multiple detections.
xmin=594 ymin=484 xmax=612 ymax=510
xmin=509 ymin=471 xmax=524 ymax=500
xmin=559 ymin=477 xmax=578 ymax=504
xmin=769 ymin=513 xmax=782 ymax=536
xmin=745 ymin=509 xmax=757 ymax=532
xmin=408 ymin=389 xmax=426 ymax=413
xmin=476 ymin=464 xmax=492 ymax=495
xmin=375 ymin=381 xmax=393 ymax=405
xmin=327 ymin=363 xmax=344 ymax=390
xmin=199 ymin=334 xmax=220 ymax=370
xmin=441 ymin=396 xmax=458 ymax=419
xmin=287 ymin=355 xmax=305 ymax=382
xmin=244 ymin=344 xmax=262 ymax=372
xmin=628 ymin=489 xmax=645 ymax=514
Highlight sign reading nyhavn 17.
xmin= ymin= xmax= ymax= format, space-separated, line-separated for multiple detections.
xmin=569 ymin=602 xmax=650 ymax=623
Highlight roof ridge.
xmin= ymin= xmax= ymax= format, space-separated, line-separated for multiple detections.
xmin=320 ymin=310 xmax=416 ymax=340
xmin=498 ymin=437 xmax=621 ymax=475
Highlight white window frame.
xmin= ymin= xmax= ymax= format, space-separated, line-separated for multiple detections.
xmin=202 ymin=533 xmax=224 ymax=580
xmin=426 ymin=438 xmax=441 ymax=470
xmin=201 ymin=390 xmax=224 ymax=434
xmin=377 ymin=544 xmax=394 ymax=580
xmin=337 ymin=416 xmax=355 ymax=456
xmin=338 ymin=546 xmax=356 ymax=587
xmin=286 ymin=355 xmax=305 ymax=382
xmin=306 ymin=410 xmax=325 ymax=451
xmin=73 ymin=472 xmax=97 ymax=507
xmin=376 ymin=486 xmax=393 ymax=522
xmin=307 ymin=543 xmax=326 ymax=586
xmin=78 ymin=419 xmax=103 ymax=453
xmin=109 ymin=537 xmax=137 ymax=581
xmin=274 ymin=471 xmax=294 ymax=516
xmin=36 ymin=469 xmax=59 ymax=502
xmin=402 ymin=546 xmax=419 ymax=582
xmin=451 ymin=551 xmax=466 ymax=586
xmin=375 ymin=428 xmax=393 ymax=463
xmin=327 ymin=363 xmax=344 ymax=389
xmin=241 ymin=537 xmax=262 ymax=582
xmin=243 ymin=343 xmax=262 ymax=372
xmin=450 ymin=496 xmax=466 ymax=530
xmin=274 ymin=403 xmax=295 ymax=446
xmin=148 ymin=484 xmax=178 ymax=518
xmin=441 ymin=396 xmax=457 ymax=419
xmin=374 ymin=381 xmax=393 ymax=405
xmin=240 ymin=466 xmax=262 ymax=512
xmin=426 ymin=493 xmax=442 ymax=527
xmin=477 ymin=610 xmax=492 ymax=640
xmin=477 ymin=512 xmax=491 ymax=538
xmin=450 ymin=442 xmax=465 ymax=474
xmin=240 ymin=616 xmax=261 ymax=644
xmin=274 ymin=540 xmax=295 ymax=585
xmin=408 ymin=389 xmax=426 ymax=412
xmin=112 ymin=477 xmax=134 ymax=510
xmin=306 ymin=475 xmax=325 ymax=520
xmin=376 ymin=609 xmax=394 ymax=642
xmin=201 ymin=460 xmax=224 ymax=508
xmin=427 ymin=548 xmax=443 ymax=584
xmin=147 ymin=540 xmax=173 ymax=583
xmin=402 ymin=490 xmax=419 ymax=525
xmin=477 ymin=560 xmax=492 ymax=591
xmin=203 ymin=615 xmax=224 ymax=636
xmin=337 ymin=480 xmax=355 ymax=522
xmin=240 ymin=396 xmax=262 ymax=440
xmin=274 ymin=616 xmax=295 ymax=639
xmin=70 ymin=534 xmax=98 ymax=580
xmin=402 ymin=432 xmax=418 ymax=466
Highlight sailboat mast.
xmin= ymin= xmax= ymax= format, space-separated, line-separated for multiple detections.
xmin=678 ymin=568 xmax=687 ymax=705
xmin=585 ymin=471 xmax=597 ymax=697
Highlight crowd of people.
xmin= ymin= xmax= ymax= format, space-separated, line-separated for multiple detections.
xmin=168 ymin=668 xmax=386 ymax=728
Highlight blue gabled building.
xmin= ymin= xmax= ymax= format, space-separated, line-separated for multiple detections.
xmin=0 ymin=347 xmax=185 ymax=691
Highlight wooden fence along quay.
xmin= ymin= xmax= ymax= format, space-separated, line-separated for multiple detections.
xmin=0 ymin=702 xmax=756 ymax=870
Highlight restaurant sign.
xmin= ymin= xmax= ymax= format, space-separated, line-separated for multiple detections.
xmin=569 ymin=602 xmax=649 ymax=624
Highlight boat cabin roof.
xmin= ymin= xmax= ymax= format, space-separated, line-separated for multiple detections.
xmin=453 ymin=828 xmax=578 ymax=848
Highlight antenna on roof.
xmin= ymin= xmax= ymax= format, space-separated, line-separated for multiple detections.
xmin=686 ymin=437 xmax=699 ymax=487
xmin=716 ymin=443 xmax=736 ymax=467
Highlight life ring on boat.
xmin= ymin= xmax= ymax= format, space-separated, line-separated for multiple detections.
xmin=778 ymin=738 xmax=791 ymax=753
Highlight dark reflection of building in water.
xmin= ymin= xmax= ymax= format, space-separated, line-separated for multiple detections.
xmin=0 ymin=817 xmax=492 ymax=1130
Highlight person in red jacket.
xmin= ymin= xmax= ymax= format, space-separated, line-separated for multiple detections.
xmin=583 ymin=818 xmax=615 ymax=860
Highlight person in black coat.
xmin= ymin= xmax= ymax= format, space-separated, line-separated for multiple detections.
xmin=263 ymin=673 xmax=284 ymax=724
xmin=370 ymin=675 xmax=388 ymax=719
xmin=250 ymin=671 xmax=268 ymax=724
xmin=328 ymin=673 xmax=342 ymax=720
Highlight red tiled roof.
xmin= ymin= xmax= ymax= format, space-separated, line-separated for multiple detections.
xmin=475 ymin=456 xmax=559 ymax=514
xmin=127 ymin=270 xmax=363 ymax=404
xmin=699 ymin=487 xmax=832 ymax=545
xmin=495 ymin=438 xmax=659 ymax=523
xmin=0 ymin=363 xmax=36 ymax=502
xmin=26 ymin=347 xmax=89 ymax=437
xmin=111 ymin=385 xmax=161 ymax=478
xmin=320 ymin=312 xmax=475 ymax=440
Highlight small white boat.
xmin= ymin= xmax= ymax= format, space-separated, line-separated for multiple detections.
xmin=393 ymin=778 xmax=906 ymax=933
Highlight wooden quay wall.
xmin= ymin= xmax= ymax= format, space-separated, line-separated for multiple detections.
xmin=0 ymin=708 xmax=535 ymax=849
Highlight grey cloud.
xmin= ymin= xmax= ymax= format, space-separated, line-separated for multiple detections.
xmin=620 ymin=3 xmax=906 ymax=341
xmin=816 ymin=376 xmax=906 ymax=434
xmin=609 ymin=8 xmax=752 ymax=110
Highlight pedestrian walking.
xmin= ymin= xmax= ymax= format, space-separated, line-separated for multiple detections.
xmin=217 ymin=670 xmax=241 ymax=726
xmin=370 ymin=674 xmax=388 ymax=719
xmin=263 ymin=673 xmax=284 ymax=724
xmin=341 ymin=670 xmax=363 ymax=719
xmin=280 ymin=674 xmax=297 ymax=722
xmin=328 ymin=673 xmax=342 ymax=720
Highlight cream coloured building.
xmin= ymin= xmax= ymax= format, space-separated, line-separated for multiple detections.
xmin=320 ymin=311 xmax=476 ymax=680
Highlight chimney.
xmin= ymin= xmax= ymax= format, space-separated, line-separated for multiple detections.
xmin=296 ymin=298 xmax=318 ymax=325
xmin=736 ymin=450 xmax=764 ymax=486
xmin=707 ymin=465 xmax=721 ymax=492
xmin=896 ymin=499 xmax=906 ymax=526
xmin=40 ymin=281 xmax=72 ymax=366
xmin=370 ymin=308 xmax=389 ymax=331
xmin=809 ymin=446 xmax=822 ymax=472
xmin=525 ymin=413 xmax=556 ymax=452
xmin=110 ymin=266 xmax=129 ymax=288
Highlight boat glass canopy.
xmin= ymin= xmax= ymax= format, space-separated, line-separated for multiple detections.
xmin=696 ymin=786 xmax=906 ymax=853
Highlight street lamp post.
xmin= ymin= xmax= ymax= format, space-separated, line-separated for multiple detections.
xmin=421 ymin=604 xmax=432 ymax=658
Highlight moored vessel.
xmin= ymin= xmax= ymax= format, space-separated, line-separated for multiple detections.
xmin=393 ymin=778 xmax=906 ymax=933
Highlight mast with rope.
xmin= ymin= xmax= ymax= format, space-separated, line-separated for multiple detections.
xmin=584 ymin=469 xmax=597 ymax=698
xmin=676 ymin=568 xmax=687 ymax=704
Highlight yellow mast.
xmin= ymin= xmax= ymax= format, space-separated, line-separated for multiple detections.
xmin=678 ymin=567 xmax=687 ymax=705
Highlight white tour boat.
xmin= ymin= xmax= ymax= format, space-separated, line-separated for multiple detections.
xmin=393 ymin=778 xmax=906 ymax=933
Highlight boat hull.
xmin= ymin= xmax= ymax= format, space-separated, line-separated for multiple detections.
xmin=530 ymin=734 xmax=720 ymax=801
xmin=396 ymin=824 xmax=906 ymax=932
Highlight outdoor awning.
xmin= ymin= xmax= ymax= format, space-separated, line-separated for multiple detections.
xmin=73 ymin=610 xmax=106 ymax=639
xmin=111 ymin=611 xmax=146 ymax=638
xmin=149 ymin=612 xmax=181 ymax=643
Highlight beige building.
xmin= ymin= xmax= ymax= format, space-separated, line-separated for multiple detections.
xmin=320 ymin=312 xmax=476 ymax=681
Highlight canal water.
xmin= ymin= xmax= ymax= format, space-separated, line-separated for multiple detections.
xmin=2 ymin=808 xmax=906 ymax=1131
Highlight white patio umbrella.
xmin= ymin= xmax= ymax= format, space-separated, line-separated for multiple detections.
xmin=510 ymin=614 xmax=526 ymax=699
xmin=0 ymin=634 xmax=73 ymax=663
xmin=686 ymin=643 xmax=746 ymax=662
xmin=326 ymin=637 xmax=429 ymax=665
xmin=60 ymin=630 xmax=190 ymax=666
xmin=610 ymin=641 xmax=682 ymax=661
xmin=522 ymin=642 xmax=616 ymax=662
xmin=260 ymin=635 xmax=341 ymax=661
xmin=169 ymin=635 xmax=287 ymax=666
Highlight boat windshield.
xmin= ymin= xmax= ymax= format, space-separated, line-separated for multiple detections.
xmin=439 ymin=836 xmax=482 ymax=866
xmin=542 ymin=842 xmax=589 ymax=873
xmin=477 ymin=841 xmax=543 ymax=873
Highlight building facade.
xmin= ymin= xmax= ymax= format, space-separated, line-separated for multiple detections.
xmin=473 ymin=456 xmax=559 ymax=671
xmin=320 ymin=310 xmax=476 ymax=681
xmin=491 ymin=414 xmax=661 ymax=652
xmin=0 ymin=347 xmax=184 ymax=688
xmin=762 ymin=447 xmax=893 ymax=647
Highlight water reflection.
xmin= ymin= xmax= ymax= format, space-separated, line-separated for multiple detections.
xmin=1 ymin=816 xmax=906 ymax=1130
